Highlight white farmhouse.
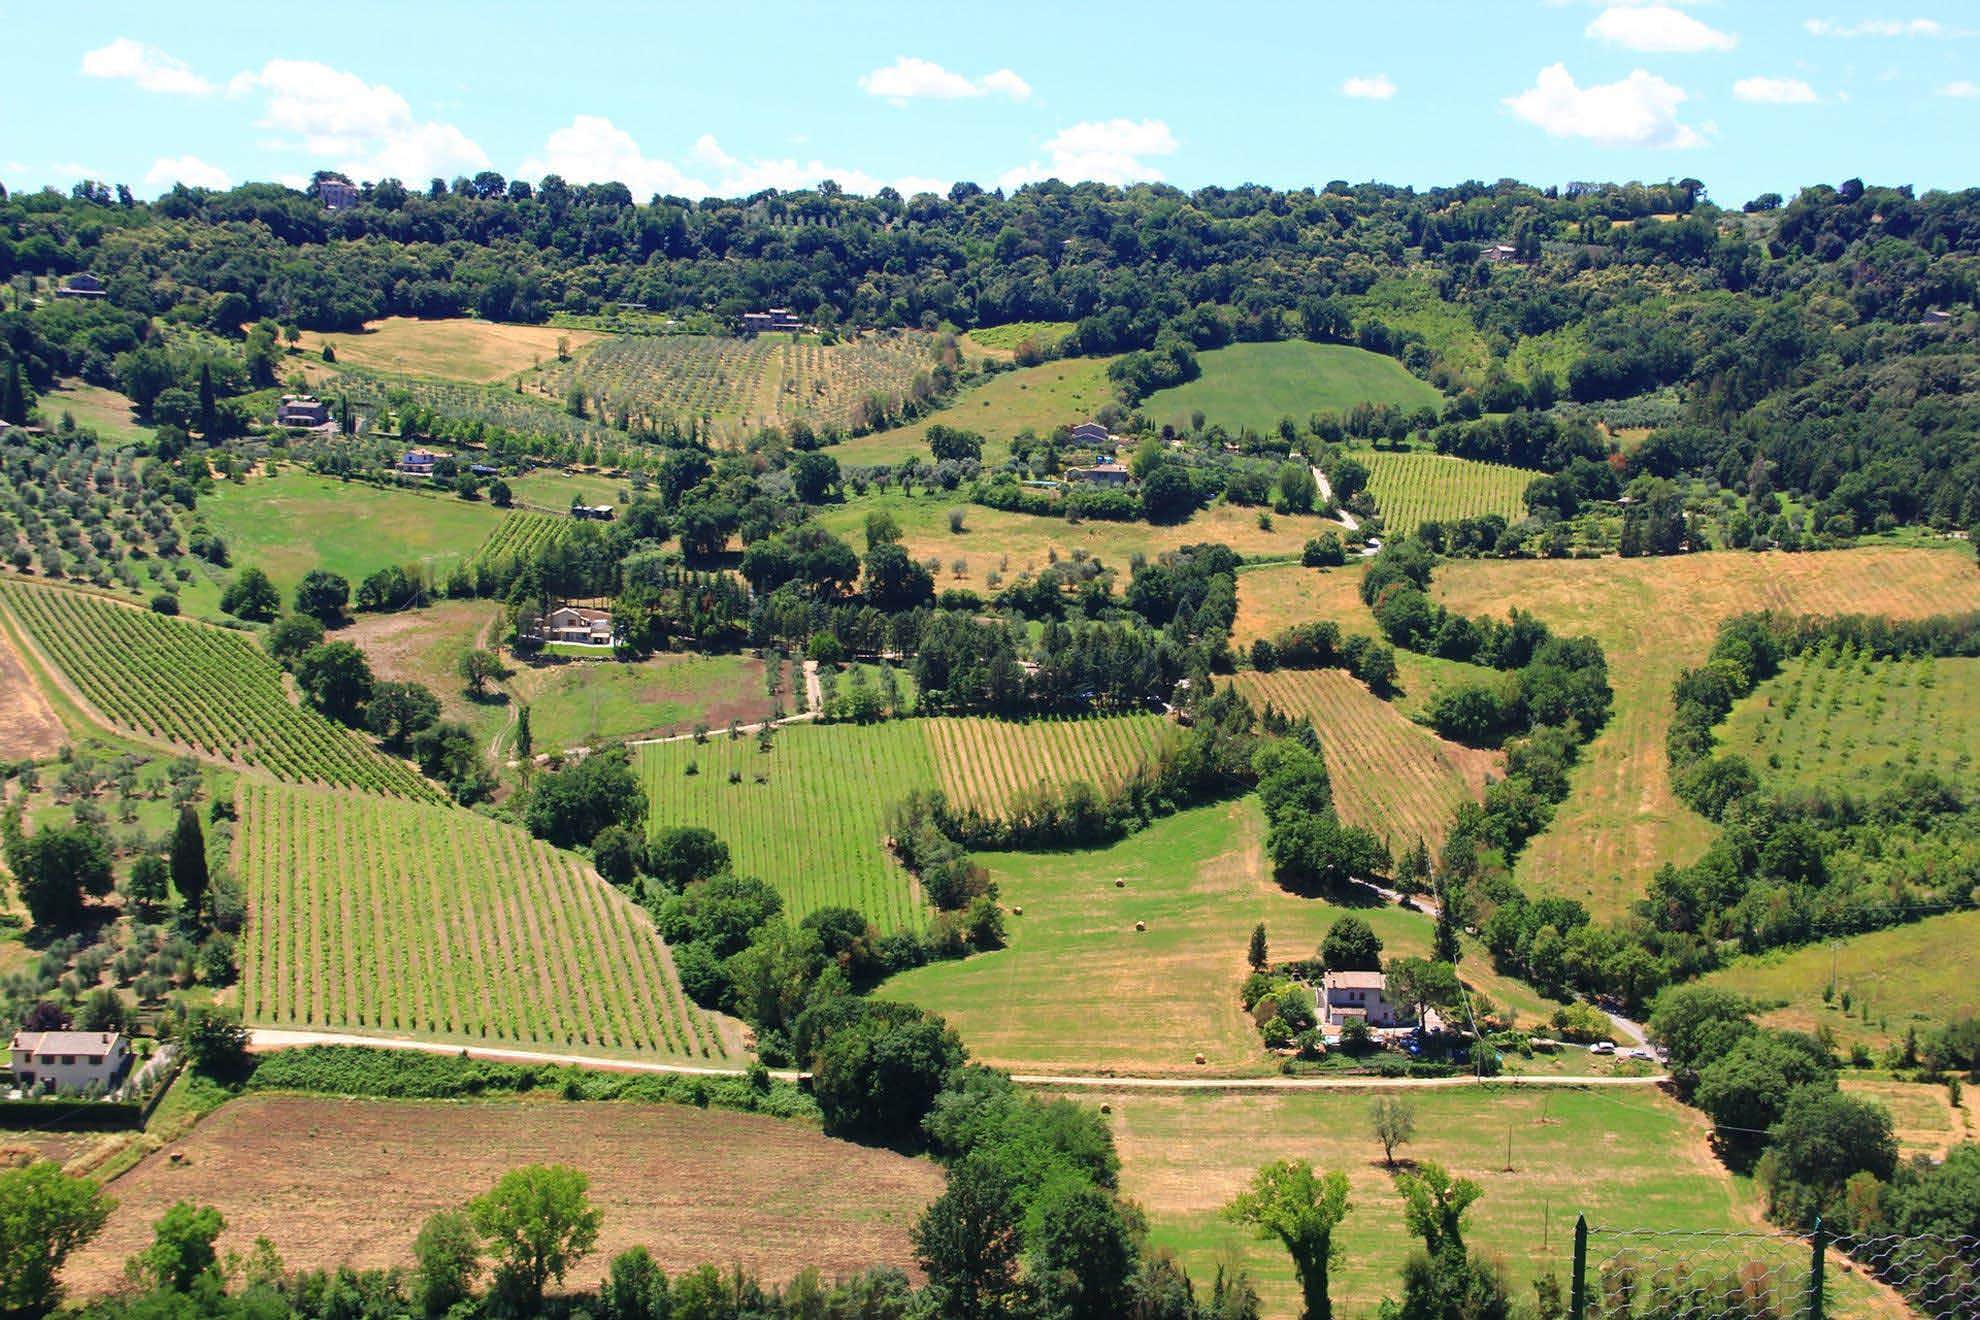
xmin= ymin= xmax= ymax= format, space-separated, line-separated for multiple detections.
xmin=9 ymin=1030 xmax=132 ymax=1095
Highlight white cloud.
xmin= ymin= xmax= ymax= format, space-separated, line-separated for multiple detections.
xmin=81 ymin=38 xmax=213 ymax=95
xmin=1340 ymin=74 xmax=1397 ymax=100
xmin=1803 ymin=17 xmax=1941 ymax=37
xmin=858 ymin=56 xmax=1031 ymax=105
xmin=144 ymin=154 xmax=231 ymax=189
xmin=1504 ymin=64 xmax=1706 ymax=147
xmin=228 ymin=59 xmax=487 ymax=181
xmin=1939 ymin=79 xmax=1980 ymax=98
xmin=1734 ymin=76 xmax=1819 ymax=103
xmin=1001 ymin=118 xmax=1179 ymax=188
xmin=520 ymin=116 xmax=939 ymax=199
xmin=1587 ymin=5 xmax=1736 ymax=52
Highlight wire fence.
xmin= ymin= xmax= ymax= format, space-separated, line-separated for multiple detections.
xmin=1570 ymin=1219 xmax=1979 ymax=1319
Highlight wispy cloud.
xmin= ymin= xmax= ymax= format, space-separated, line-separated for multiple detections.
xmin=1803 ymin=17 xmax=1942 ymax=37
xmin=519 ymin=116 xmax=944 ymax=199
xmin=1734 ymin=76 xmax=1819 ymax=103
xmin=1340 ymin=74 xmax=1397 ymax=100
xmin=81 ymin=38 xmax=213 ymax=95
xmin=1587 ymin=5 xmax=1736 ymax=53
xmin=858 ymin=57 xmax=1032 ymax=105
xmin=1505 ymin=63 xmax=1706 ymax=148
xmin=1938 ymin=79 xmax=1980 ymax=98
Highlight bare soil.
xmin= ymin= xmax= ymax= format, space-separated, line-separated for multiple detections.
xmin=0 ymin=619 xmax=66 ymax=760
xmin=66 ymin=1095 xmax=939 ymax=1295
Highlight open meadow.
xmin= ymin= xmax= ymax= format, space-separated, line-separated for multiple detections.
xmin=237 ymin=780 xmax=734 ymax=1060
xmin=830 ymin=354 xmax=1119 ymax=466
xmin=43 ymin=378 xmax=154 ymax=443
xmin=63 ymin=1093 xmax=938 ymax=1297
xmin=1357 ymin=450 xmax=1539 ymax=536
xmin=198 ymin=468 xmax=506 ymax=603
xmin=296 ymin=316 xmax=606 ymax=383
xmin=1433 ymin=546 xmax=1980 ymax=918
xmin=516 ymin=651 xmax=772 ymax=752
xmin=1143 ymin=342 xmax=1442 ymax=435
xmin=1719 ymin=651 xmax=1977 ymax=791
xmin=0 ymin=580 xmax=436 ymax=800
xmin=1059 ymin=1083 xmax=1751 ymax=1318
xmin=343 ymin=600 xmax=511 ymax=750
xmin=1230 ymin=668 xmax=1501 ymax=853
xmin=1698 ymin=910 xmax=1980 ymax=1058
xmin=1838 ymin=1077 xmax=1974 ymax=1161
xmin=886 ymin=800 xmax=1561 ymax=1075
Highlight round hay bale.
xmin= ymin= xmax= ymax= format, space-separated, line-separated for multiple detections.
xmin=1194 ymin=1053 xmax=1207 ymax=1065
xmin=1134 ymin=920 xmax=1147 ymax=932
xmin=1114 ymin=878 xmax=1125 ymax=888
xmin=1099 ymin=1102 xmax=1112 ymax=1114
xmin=1012 ymin=905 xmax=1023 ymax=916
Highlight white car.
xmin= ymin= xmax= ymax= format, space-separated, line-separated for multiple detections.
xmin=1587 ymin=1040 xmax=1617 ymax=1055
xmin=1624 ymin=1047 xmax=1656 ymax=1061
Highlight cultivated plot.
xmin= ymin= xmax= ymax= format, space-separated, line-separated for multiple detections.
xmin=1358 ymin=449 xmax=1538 ymax=537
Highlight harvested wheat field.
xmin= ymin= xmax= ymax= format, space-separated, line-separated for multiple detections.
xmin=65 ymin=1094 xmax=940 ymax=1295
xmin=298 ymin=317 xmax=605 ymax=383
xmin=1434 ymin=546 xmax=1980 ymax=918
xmin=1233 ymin=563 xmax=1372 ymax=645
xmin=0 ymin=621 xmax=64 ymax=760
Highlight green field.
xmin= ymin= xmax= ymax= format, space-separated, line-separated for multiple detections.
xmin=887 ymin=800 xmax=1563 ymax=1075
xmin=199 ymin=469 xmax=506 ymax=603
xmin=1699 ymin=910 xmax=1980 ymax=1056
xmin=1145 ymin=342 xmax=1443 ymax=435
xmin=520 ymin=652 xmax=770 ymax=753
xmin=1359 ymin=450 xmax=1539 ymax=536
xmin=504 ymin=469 xmax=629 ymax=512
xmin=962 ymin=321 xmax=1077 ymax=355
xmin=1074 ymin=1084 xmax=1754 ymax=1318
xmin=0 ymin=580 xmax=437 ymax=800
xmin=238 ymin=780 xmax=732 ymax=1060
xmin=44 ymin=378 xmax=155 ymax=443
xmin=1719 ymin=651 xmax=1978 ymax=791
xmin=831 ymin=355 xmax=1120 ymax=466
xmin=469 ymin=510 xmax=571 ymax=567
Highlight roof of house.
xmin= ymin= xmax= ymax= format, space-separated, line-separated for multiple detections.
xmin=1324 ymin=970 xmax=1388 ymax=991
xmin=11 ymin=1030 xmax=124 ymax=1054
xmin=547 ymin=606 xmax=612 ymax=623
xmin=1087 ymin=461 xmax=1131 ymax=475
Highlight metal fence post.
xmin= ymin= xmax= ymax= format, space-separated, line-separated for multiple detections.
xmin=1570 ymin=1214 xmax=1588 ymax=1320
xmin=1807 ymin=1217 xmax=1826 ymax=1320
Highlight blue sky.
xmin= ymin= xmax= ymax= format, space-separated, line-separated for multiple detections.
xmin=4 ymin=1 xmax=1975 ymax=205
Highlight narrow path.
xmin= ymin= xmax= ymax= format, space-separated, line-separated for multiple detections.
xmin=1313 ymin=465 xmax=1360 ymax=532
xmin=802 ymin=657 xmax=823 ymax=713
xmin=247 ymin=1028 xmax=1666 ymax=1090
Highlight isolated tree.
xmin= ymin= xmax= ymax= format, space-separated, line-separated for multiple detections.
xmin=1386 ymin=957 xmax=1462 ymax=1026
xmin=525 ymin=749 xmax=646 ymax=849
xmin=169 ymin=805 xmax=208 ymax=918
xmin=1248 ymin=922 xmax=1270 ymax=972
xmin=1277 ymin=461 xmax=1318 ymax=513
xmin=1321 ymin=915 xmax=1383 ymax=972
xmin=293 ymin=569 xmax=350 ymax=625
xmin=1397 ymin=1162 xmax=1481 ymax=1255
xmin=1028 ymin=1181 xmax=1139 ymax=1319
xmin=0 ymin=1161 xmax=113 ymax=1316
xmin=514 ymin=705 xmax=533 ymax=761
xmin=1223 ymin=1159 xmax=1352 ymax=1320
xmin=645 ymin=826 xmax=729 ymax=891
xmin=912 ymin=1152 xmax=1024 ymax=1319
xmin=5 ymin=820 xmax=114 ymax=930
xmin=412 ymin=1208 xmax=482 ymax=1316
xmin=133 ymin=1201 xmax=224 ymax=1293
xmin=295 ymin=642 xmax=373 ymax=723
xmin=1392 ymin=1163 xmax=1509 ymax=1320
xmin=1371 ymin=1096 xmax=1416 ymax=1168
xmin=602 ymin=1247 xmax=670 ymax=1320
xmin=218 ymin=567 xmax=279 ymax=621
xmin=467 ymin=1164 xmax=601 ymax=1313
xmin=459 ymin=647 xmax=504 ymax=697
xmin=179 ymin=1005 xmax=249 ymax=1075
xmin=0 ymin=359 xmax=26 ymax=426
xmin=863 ymin=510 xmax=902 ymax=549
xmin=367 ymin=681 xmax=441 ymax=749
xmin=1433 ymin=881 xmax=1464 ymax=964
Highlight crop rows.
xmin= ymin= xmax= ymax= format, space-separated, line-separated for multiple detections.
xmin=925 ymin=714 xmax=1181 ymax=819
xmin=0 ymin=581 xmax=436 ymax=800
xmin=238 ymin=780 xmax=727 ymax=1060
xmin=639 ymin=724 xmax=936 ymax=932
xmin=1233 ymin=668 xmax=1499 ymax=852
xmin=471 ymin=511 xmax=570 ymax=566
xmin=1360 ymin=450 xmax=1537 ymax=537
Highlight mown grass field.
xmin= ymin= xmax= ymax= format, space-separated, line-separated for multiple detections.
xmin=238 ymin=781 xmax=732 ymax=1060
xmin=820 ymin=490 xmax=1349 ymax=584
xmin=831 ymin=354 xmax=1119 ymax=466
xmin=1064 ymin=1084 xmax=1751 ymax=1318
xmin=199 ymin=469 xmax=505 ymax=603
xmin=1144 ymin=341 xmax=1443 ymax=435
xmin=0 ymin=580 xmax=436 ymax=800
xmin=887 ymin=800 xmax=1562 ymax=1075
xmin=64 ymin=1094 xmax=938 ymax=1297
xmin=1698 ymin=910 xmax=1980 ymax=1057
xmin=1233 ymin=562 xmax=1373 ymax=644
xmin=1231 ymin=668 xmax=1500 ymax=852
xmin=0 ymin=619 xmax=64 ymax=761
xmin=518 ymin=651 xmax=770 ymax=752
xmin=44 ymin=378 xmax=153 ymax=443
xmin=1719 ymin=652 xmax=1978 ymax=791
xmin=504 ymin=468 xmax=629 ymax=512
xmin=296 ymin=316 xmax=605 ymax=383
xmin=1358 ymin=450 xmax=1538 ymax=537
xmin=1433 ymin=547 xmax=1980 ymax=918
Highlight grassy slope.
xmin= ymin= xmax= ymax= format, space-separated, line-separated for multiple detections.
xmin=344 ymin=601 xmax=511 ymax=751
xmin=1144 ymin=341 xmax=1442 ymax=434
xmin=1718 ymin=653 xmax=1978 ymax=792
xmin=44 ymin=379 xmax=154 ymax=444
xmin=831 ymin=355 xmax=1119 ymax=467
xmin=1433 ymin=547 xmax=1980 ymax=919
xmin=198 ymin=468 xmax=507 ymax=604
xmin=295 ymin=317 xmax=605 ymax=383
xmin=1698 ymin=910 xmax=1980 ymax=1056
xmin=886 ymin=800 xmax=1560 ymax=1075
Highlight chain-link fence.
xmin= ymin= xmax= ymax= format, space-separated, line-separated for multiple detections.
xmin=1568 ymin=1219 xmax=1979 ymax=1319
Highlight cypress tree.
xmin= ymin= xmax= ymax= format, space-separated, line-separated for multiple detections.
xmin=0 ymin=360 xmax=25 ymax=425
xmin=196 ymin=363 xmax=216 ymax=436
xmin=170 ymin=805 xmax=209 ymax=919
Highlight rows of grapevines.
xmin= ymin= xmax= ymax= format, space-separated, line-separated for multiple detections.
xmin=1361 ymin=450 xmax=1538 ymax=537
xmin=238 ymin=780 xmax=727 ymax=1060
xmin=0 ymin=581 xmax=437 ymax=801
xmin=923 ymin=714 xmax=1182 ymax=819
xmin=469 ymin=511 xmax=570 ymax=566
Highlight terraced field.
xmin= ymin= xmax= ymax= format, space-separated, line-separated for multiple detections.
xmin=0 ymin=581 xmax=436 ymax=800
xmin=1359 ymin=450 xmax=1538 ymax=535
xmin=238 ymin=781 xmax=730 ymax=1060
xmin=926 ymin=714 xmax=1181 ymax=818
xmin=1232 ymin=668 xmax=1499 ymax=851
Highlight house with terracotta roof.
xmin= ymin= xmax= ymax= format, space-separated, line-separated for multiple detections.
xmin=8 ymin=1030 xmax=131 ymax=1095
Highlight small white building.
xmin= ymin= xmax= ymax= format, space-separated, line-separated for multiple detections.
xmin=9 ymin=1030 xmax=132 ymax=1095
xmin=542 ymin=605 xmax=613 ymax=646
xmin=1071 ymin=420 xmax=1111 ymax=446
xmin=1320 ymin=970 xmax=1414 ymax=1030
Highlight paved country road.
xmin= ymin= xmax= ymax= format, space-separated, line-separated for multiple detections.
xmin=248 ymin=1029 xmax=1667 ymax=1090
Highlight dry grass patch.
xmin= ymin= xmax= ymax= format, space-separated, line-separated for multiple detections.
xmin=0 ymin=623 xmax=65 ymax=761
xmin=298 ymin=317 xmax=605 ymax=383
xmin=65 ymin=1094 xmax=939 ymax=1296
xmin=1233 ymin=564 xmax=1371 ymax=645
xmin=1433 ymin=547 xmax=1980 ymax=918
xmin=1840 ymin=1077 xmax=1972 ymax=1161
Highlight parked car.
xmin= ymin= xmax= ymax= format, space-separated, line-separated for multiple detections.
xmin=1588 ymin=1040 xmax=1617 ymax=1055
xmin=1624 ymin=1047 xmax=1655 ymax=1061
